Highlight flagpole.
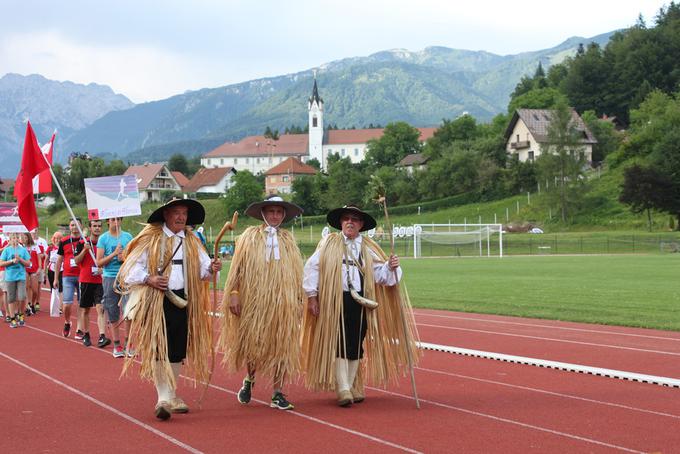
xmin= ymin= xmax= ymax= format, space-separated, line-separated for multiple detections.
xmin=37 ymin=143 xmax=97 ymax=264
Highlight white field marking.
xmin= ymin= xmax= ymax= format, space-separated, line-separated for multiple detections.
xmin=0 ymin=351 xmax=203 ymax=454
xmin=24 ymin=325 xmax=422 ymax=454
xmin=414 ymin=311 xmax=680 ymax=343
xmin=368 ymin=387 xmax=645 ymax=454
xmin=419 ymin=342 xmax=680 ymax=388
xmin=416 ymin=365 xmax=680 ymax=420
xmin=208 ymin=383 xmax=422 ymax=454
xmin=418 ymin=323 xmax=680 ymax=356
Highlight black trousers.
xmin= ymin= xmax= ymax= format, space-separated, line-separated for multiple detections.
xmin=163 ymin=289 xmax=188 ymax=363
xmin=338 ymin=290 xmax=367 ymax=360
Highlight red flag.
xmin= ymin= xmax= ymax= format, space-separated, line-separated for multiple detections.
xmin=33 ymin=131 xmax=55 ymax=194
xmin=14 ymin=121 xmax=49 ymax=231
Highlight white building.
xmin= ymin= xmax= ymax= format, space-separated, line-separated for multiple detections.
xmin=504 ymin=109 xmax=597 ymax=164
xmin=184 ymin=167 xmax=237 ymax=194
xmin=201 ymin=77 xmax=436 ymax=172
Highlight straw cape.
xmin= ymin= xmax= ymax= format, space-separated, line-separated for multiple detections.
xmin=218 ymin=225 xmax=305 ymax=382
xmin=116 ymin=223 xmax=212 ymax=389
xmin=301 ymin=232 xmax=420 ymax=391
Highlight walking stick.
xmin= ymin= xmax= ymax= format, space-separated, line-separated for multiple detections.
xmin=197 ymin=211 xmax=238 ymax=407
xmin=370 ymin=176 xmax=420 ymax=409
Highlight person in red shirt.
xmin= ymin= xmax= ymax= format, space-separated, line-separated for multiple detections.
xmin=54 ymin=218 xmax=83 ymax=338
xmin=74 ymin=219 xmax=106 ymax=347
xmin=23 ymin=232 xmax=45 ymax=315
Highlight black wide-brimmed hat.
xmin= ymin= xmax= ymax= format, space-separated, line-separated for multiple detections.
xmin=245 ymin=195 xmax=303 ymax=224
xmin=326 ymin=205 xmax=377 ymax=232
xmin=147 ymin=198 xmax=205 ymax=225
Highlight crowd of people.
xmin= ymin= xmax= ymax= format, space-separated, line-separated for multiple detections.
xmin=0 ymin=196 xmax=419 ymax=421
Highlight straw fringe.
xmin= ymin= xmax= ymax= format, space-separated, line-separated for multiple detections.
xmin=218 ymin=226 xmax=304 ymax=384
xmin=301 ymin=233 xmax=420 ymax=391
xmin=116 ymin=224 xmax=212 ymax=389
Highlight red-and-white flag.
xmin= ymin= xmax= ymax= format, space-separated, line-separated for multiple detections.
xmin=14 ymin=121 xmax=50 ymax=231
xmin=32 ymin=130 xmax=55 ymax=194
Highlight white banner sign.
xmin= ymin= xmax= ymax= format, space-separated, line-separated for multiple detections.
xmin=85 ymin=175 xmax=141 ymax=220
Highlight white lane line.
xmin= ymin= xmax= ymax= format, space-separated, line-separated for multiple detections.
xmin=0 ymin=351 xmax=203 ymax=454
xmin=414 ymin=311 xmax=680 ymax=343
xmin=23 ymin=324 xmax=422 ymax=454
xmin=418 ymin=342 xmax=680 ymax=388
xmin=368 ymin=387 xmax=645 ymax=454
xmin=415 ymin=365 xmax=680 ymax=420
xmin=207 ymin=382 xmax=422 ymax=454
xmin=418 ymin=323 xmax=680 ymax=356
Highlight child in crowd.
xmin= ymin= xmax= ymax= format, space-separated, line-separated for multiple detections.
xmin=44 ymin=232 xmax=64 ymax=314
xmin=0 ymin=233 xmax=31 ymax=328
xmin=24 ymin=232 xmax=45 ymax=315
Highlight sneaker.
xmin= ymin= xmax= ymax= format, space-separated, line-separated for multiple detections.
xmin=97 ymin=335 xmax=111 ymax=348
xmin=112 ymin=346 xmax=125 ymax=358
xmin=62 ymin=322 xmax=71 ymax=337
xmin=34 ymin=303 xmax=40 ymax=312
xmin=9 ymin=318 xmax=18 ymax=329
xmin=126 ymin=347 xmax=136 ymax=358
xmin=82 ymin=332 xmax=92 ymax=347
xmin=237 ymin=377 xmax=254 ymax=404
xmin=25 ymin=308 xmax=33 ymax=317
xmin=74 ymin=329 xmax=84 ymax=340
xmin=4 ymin=316 xmax=10 ymax=323
xmin=18 ymin=314 xmax=25 ymax=327
xmin=270 ymin=392 xmax=294 ymax=410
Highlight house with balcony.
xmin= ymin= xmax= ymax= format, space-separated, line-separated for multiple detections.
xmin=123 ymin=163 xmax=183 ymax=202
xmin=504 ymin=109 xmax=596 ymax=164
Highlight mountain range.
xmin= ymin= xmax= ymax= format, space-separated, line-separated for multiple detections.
xmin=0 ymin=31 xmax=614 ymax=178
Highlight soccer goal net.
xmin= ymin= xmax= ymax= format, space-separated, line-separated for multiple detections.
xmin=413 ymin=224 xmax=504 ymax=258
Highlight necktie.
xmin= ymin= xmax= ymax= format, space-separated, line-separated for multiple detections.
xmin=264 ymin=226 xmax=280 ymax=262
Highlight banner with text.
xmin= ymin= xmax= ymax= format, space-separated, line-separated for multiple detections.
xmin=85 ymin=175 xmax=141 ymax=220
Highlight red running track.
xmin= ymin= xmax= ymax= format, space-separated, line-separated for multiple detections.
xmin=1 ymin=292 xmax=679 ymax=453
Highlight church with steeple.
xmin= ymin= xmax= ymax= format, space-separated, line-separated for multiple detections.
xmin=200 ymin=76 xmax=435 ymax=173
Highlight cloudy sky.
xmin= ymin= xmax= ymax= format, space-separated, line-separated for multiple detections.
xmin=0 ymin=0 xmax=669 ymax=103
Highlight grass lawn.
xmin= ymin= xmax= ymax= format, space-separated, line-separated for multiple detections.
xmin=400 ymin=254 xmax=680 ymax=331
xmin=213 ymin=254 xmax=680 ymax=331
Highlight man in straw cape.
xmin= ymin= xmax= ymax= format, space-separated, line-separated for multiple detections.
xmin=117 ymin=199 xmax=221 ymax=420
xmin=219 ymin=195 xmax=305 ymax=410
xmin=302 ymin=205 xmax=419 ymax=406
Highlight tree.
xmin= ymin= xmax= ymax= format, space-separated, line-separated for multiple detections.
xmin=619 ymin=164 xmax=674 ymax=231
xmin=292 ymin=173 xmax=326 ymax=215
xmin=323 ymin=157 xmax=368 ymax=209
xmin=425 ymin=114 xmax=479 ymax=160
xmin=508 ymin=87 xmax=567 ymax=114
xmin=536 ymin=101 xmax=588 ymax=222
xmin=223 ymin=170 xmax=263 ymax=213
xmin=365 ymin=122 xmax=421 ymax=167
xmin=168 ymin=154 xmax=190 ymax=175
xmin=263 ymin=126 xmax=279 ymax=141
xmin=580 ymin=110 xmax=622 ymax=163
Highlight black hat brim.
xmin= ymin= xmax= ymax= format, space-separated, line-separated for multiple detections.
xmin=147 ymin=199 xmax=205 ymax=225
xmin=245 ymin=200 xmax=303 ymax=224
xmin=326 ymin=207 xmax=376 ymax=232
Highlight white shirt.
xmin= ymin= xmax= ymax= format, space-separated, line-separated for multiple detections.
xmin=125 ymin=224 xmax=213 ymax=290
xmin=303 ymin=234 xmax=401 ymax=297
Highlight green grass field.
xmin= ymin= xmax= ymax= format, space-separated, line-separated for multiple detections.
xmin=399 ymin=255 xmax=680 ymax=331
xmin=213 ymin=254 xmax=680 ymax=331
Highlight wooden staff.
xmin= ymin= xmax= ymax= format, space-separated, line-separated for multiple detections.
xmin=198 ymin=211 xmax=238 ymax=406
xmin=377 ymin=195 xmax=420 ymax=409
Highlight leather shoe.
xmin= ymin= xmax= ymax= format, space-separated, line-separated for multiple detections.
xmin=169 ymin=397 xmax=189 ymax=413
xmin=154 ymin=401 xmax=171 ymax=420
xmin=336 ymin=389 xmax=353 ymax=407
